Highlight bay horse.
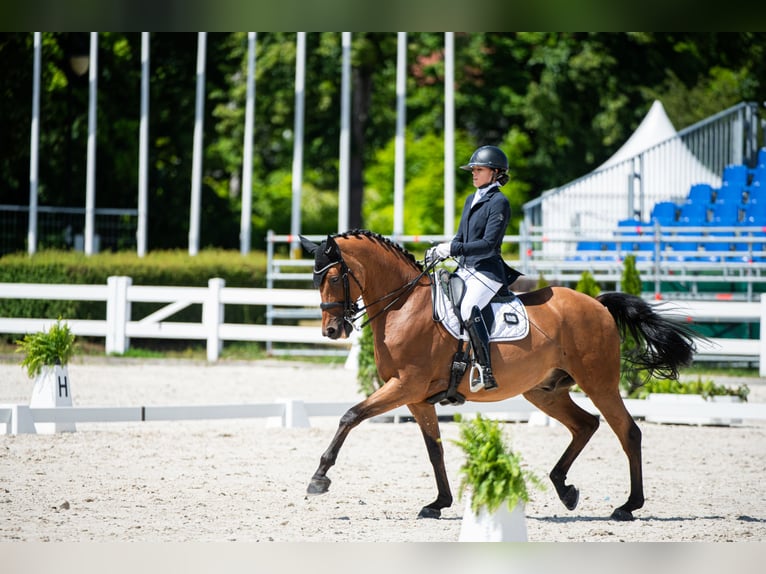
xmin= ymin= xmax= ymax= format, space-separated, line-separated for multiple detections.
xmin=299 ymin=230 xmax=698 ymax=522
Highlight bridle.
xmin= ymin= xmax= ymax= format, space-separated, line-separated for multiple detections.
xmin=317 ymin=251 xmax=435 ymax=334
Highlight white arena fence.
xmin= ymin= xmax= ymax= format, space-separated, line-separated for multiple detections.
xmin=3 ymin=395 xmax=766 ymax=435
xmin=2 ymin=276 xmax=765 ymax=370
xmin=0 ymin=276 xmax=352 ymax=362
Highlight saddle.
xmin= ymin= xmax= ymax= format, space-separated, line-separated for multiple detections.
xmin=432 ymin=269 xmax=529 ymax=342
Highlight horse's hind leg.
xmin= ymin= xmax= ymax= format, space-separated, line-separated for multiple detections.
xmin=523 ymin=387 xmax=600 ymax=512
xmin=407 ymin=402 xmax=453 ymax=519
xmin=586 ymin=391 xmax=644 ymax=521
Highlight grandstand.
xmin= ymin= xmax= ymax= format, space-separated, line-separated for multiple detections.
xmin=520 ymin=101 xmax=766 ymax=301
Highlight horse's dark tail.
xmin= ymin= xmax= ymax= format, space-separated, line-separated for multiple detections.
xmin=597 ymin=292 xmax=699 ymax=380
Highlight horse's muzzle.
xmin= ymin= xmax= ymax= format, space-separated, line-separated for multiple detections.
xmin=322 ymin=318 xmax=349 ymax=340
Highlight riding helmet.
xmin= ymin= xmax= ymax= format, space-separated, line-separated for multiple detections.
xmin=459 ymin=145 xmax=509 ymax=172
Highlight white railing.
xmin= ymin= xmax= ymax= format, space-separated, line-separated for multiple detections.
xmin=4 ymin=395 xmax=766 ymax=435
xmin=0 ymin=277 xmax=764 ymax=372
xmin=0 ymin=277 xmax=350 ymax=362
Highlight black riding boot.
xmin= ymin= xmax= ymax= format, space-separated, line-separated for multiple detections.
xmin=464 ymin=305 xmax=498 ymax=391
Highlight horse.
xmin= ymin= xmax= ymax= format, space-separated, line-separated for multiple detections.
xmin=299 ymin=230 xmax=698 ymax=522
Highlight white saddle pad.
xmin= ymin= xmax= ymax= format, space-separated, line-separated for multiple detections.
xmin=433 ymin=285 xmax=530 ymax=342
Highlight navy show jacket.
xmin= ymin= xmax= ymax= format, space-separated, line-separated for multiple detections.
xmin=450 ymin=186 xmax=511 ymax=284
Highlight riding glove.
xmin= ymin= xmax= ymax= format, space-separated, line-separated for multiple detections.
xmin=433 ymin=242 xmax=452 ymax=259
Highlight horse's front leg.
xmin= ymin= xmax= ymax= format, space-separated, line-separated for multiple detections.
xmin=407 ymin=401 xmax=453 ymax=519
xmin=307 ymin=377 xmax=412 ymax=496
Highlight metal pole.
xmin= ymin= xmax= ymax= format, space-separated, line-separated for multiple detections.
xmin=28 ymin=32 xmax=41 ymax=256
xmin=393 ymin=32 xmax=406 ymax=238
xmin=443 ymin=32 xmax=455 ymax=236
xmin=84 ymin=32 xmax=98 ymax=256
xmin=290 ymin=32 xmax=306 ymax=259
xmin=338 ymin=32 xmax=351 ymax=234
xmin=137 ymin=32 xmax=150 ymax=257
xmin=189 ymin=32 xmax=207 ymax=256
xmin=240 ymin=32 xmax=257 ymax=255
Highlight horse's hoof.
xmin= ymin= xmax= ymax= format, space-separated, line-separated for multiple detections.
xmin=417 ymin=506 xmax=441 ymax=519
xmin=307 ymin=475 xmax=331 ymax=495
xmin=562 ymin=485 xmax=579 ymax=511
xmin=610 ymin=507 xmax=635 ymax=521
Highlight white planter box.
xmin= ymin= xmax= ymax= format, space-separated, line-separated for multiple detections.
xmin=645 ymin=393 xmax=743 ymax=426
xmin=29 ymin=364 xmax=75 ymax=433
xmin=458 ymin=498 xmax=527 ymax=542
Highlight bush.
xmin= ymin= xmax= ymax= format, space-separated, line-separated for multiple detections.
xmin=16 ymin=319 xmax=77 ymax=378
xmin=452 ymin=414 xmax=544 ymax=514
xmin=630 ymin=376 xmax=750 ymax=401
xmin=357 ymin=321 xmax=382 ymax=397
xmin=575 ymin=270 xmax=601 ymax=297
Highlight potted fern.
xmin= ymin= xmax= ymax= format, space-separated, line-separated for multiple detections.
xmin=452 ymin=414 xmax=544 ymax=541
xmin=16 ymin=319 xmax=77 ymax=433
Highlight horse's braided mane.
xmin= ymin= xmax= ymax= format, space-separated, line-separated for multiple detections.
xmin=335 ymin=229 xmax=424 ymax=271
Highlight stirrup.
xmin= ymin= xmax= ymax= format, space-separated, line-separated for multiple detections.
xmin=469 ymin=363 xmax=484 ymax=393
xmin=469 ymin=363 xmax=498 ymax=393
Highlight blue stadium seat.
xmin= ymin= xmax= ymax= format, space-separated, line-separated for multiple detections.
xmin=734 ymin=203 xmax=766 ymax=261
xmin=573 ymin=241 xmax=613 ymax=261
xmin=751 ymin=165 xmax=766 ymax=187
xmin=650 ymin=201 xmax=678 ymax=225
xmin=667 ymin=203 xmax=708 ymax=260
xmin=686 ymin=183 xmax=714 ymax=204
xmin=702 ymin=202 xmax=740 ymax=261
xmin=614 ymin=219 xmax=654 ymax=260
xmin=722 ymin=164 xmax=748 ymax=189
xmin=714 ymin=185 xmax=745 ymax=205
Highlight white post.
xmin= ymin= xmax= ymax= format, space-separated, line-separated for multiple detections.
xmin=28 ymin=32 xmax=41 ymax=256
xmin=189 ymin=32 xmax=207 ymax=256
xmin=240 ymin=32 xmax=257 ymax=255
xmin=443 ymin=32 xmax=455 ymax=236
xmin=338 ymin=32 xmax=351 ymax=234
xmin=137 ymin=32 xmax=150 ymax=257
xmin=290 ymin=32 xmax=306 ymax=258
xmin=393 ymin=32 xmax=407 ymax=239
xmin=106 ymin=276 xmax=131 ymax=355
xmin=204 ymin=277 xmax=225 ymax=361
xmin=84 ymin=32 xmax=99 ymax=256
xmin=30 ymin=365 xmax=75 ymax=434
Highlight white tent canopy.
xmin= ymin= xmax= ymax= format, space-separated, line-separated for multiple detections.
xmin=524 ymin=100 xmax=722 ymax=255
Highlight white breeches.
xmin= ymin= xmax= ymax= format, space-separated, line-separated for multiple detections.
xmin=456 ymin=267 xmax=502 ymax=322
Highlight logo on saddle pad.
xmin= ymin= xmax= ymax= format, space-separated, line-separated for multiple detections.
xmin=432 ymin=271 xmax=529 ymax=342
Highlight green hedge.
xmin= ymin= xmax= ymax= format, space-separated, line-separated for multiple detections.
xmin=0 ymin=250 xmax=268 ymax=337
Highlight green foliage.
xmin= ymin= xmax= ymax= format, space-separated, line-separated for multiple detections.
xmin=452 ymin=414 xmax=544 ymax=514
xmin=16 ymin=319 xmax=77 ymax=378
xmin=356 ymin=321 xmax=382 ymax=397
xmin=621 ymin=254 xmax=642 ymax=296
xmin=575 ymin=270 xmax=601 ymax=297
xmin=2 ymin=33 xmax=766 ymax=252
xmin=630 ymin=377 xmax=750 ymax=401
xmin=535 ymin=273 xmax=550 ymax=289
xmin=619 ymin=254 xmax=644 ymax=395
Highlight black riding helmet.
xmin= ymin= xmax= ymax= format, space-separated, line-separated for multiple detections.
xmin=459 ymin=145 xmax=509 ymax=172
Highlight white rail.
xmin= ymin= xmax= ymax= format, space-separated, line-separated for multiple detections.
xmin=0 ymin=277 xmax=350 ymax=361
xmin=0 ymin=278 xmax=764 ymax=372
xmin=3 ymin=395 xmax=766 ymax=435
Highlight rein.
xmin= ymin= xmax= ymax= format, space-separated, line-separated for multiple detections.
xmin=320 ymin=256 xmax=438 ymax=331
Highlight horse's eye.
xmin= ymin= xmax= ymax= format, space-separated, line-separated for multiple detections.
xmin=330 ymin=275 xmax=340 ymax=284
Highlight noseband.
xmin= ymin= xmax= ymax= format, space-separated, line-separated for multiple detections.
xmin=318 ymin=259 xmax=362 ymax=337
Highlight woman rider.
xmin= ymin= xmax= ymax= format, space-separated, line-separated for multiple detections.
xmin=429 ymin=145 xmax=511 ymax=391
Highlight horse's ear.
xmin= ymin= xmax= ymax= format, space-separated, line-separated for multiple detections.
xmin=299 ymin=235 xmax=319 ymax=255
xmin=324 ymin=235 xmax=341 ymax=261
